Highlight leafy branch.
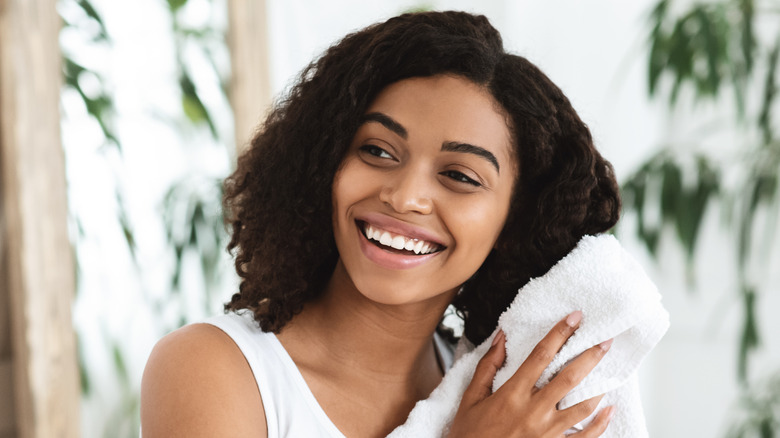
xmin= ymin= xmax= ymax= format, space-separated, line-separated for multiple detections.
xmin=60 ymin=0 xmax=233 ymax=436
xmin=625 ymin=0 xmax=780 ymax=385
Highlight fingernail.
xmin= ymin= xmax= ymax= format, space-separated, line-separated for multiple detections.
xmin=599 ymin=338 xmax=613 ymax=352
xmin=565 ymin=310 xmax=582 ymax=328
xmin=491 ymin=330 xmax=504 ymax=346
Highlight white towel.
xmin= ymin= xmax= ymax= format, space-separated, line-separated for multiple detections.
xmin=387 ymin=234 xmax=669 ymax=437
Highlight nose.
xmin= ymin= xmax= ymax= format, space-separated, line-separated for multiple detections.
xmin=378 ymin=167 xmax=434 ymax=215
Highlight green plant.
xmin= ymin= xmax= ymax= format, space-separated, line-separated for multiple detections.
xmin=623 ymin=0 xmax=779 ymax=384
xmin=59 ymin=0 xmax=233 ymax=436
xmin=726 ymin=371 xmax=780 ymax=438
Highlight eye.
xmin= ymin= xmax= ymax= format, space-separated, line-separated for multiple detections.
xmin=440 ymin=170 xmax=482 ymax=187
xmin=359 ymin=144 xmax=395 ymax=160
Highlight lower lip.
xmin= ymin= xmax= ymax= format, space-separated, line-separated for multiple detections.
xmin=357 ymin=225 xmax=442 ymax=270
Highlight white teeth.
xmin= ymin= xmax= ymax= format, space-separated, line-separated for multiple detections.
xmin=379 ymin=232 xmax=393 ymax=246
xmin=391 ymin=235 xmax=406 ymax=250
xmin=362 ymin=222 xmax=441 ymax=255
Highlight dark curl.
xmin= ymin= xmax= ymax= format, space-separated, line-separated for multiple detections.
xmin=223 ymin=11 xmax=621 ymax=345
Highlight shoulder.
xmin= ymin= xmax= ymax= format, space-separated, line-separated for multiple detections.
xmin=141 ymin=322 xmax=267 ymax=437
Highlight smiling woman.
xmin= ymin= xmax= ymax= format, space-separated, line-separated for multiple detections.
xmin=332 ymin=76 xmax=516 ymax=306
xmin=140 ymin=10 xmax=621 ymax=438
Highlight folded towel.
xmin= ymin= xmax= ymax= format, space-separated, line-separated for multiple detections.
xmin=387 ymin=234 xmax=669 ymax=437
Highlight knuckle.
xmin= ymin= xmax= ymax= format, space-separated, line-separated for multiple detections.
xmin=577 ymin=398 xmax=600 ymax=416
xmin=590 ymin=344 xmax=607 ymax=359
xmin=555 ymin=370 xmax=577 ymax=388
xmin=474 ymin=355 xmax=498 ymax=376
xmin=528 ymin=344 xmax=555 ymax=365
xmin=504 ymin=395 xmax=532 ymax=419
xmin=555 ymin=322 xmax=573 ymax=338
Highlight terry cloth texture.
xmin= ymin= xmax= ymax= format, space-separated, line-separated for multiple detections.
xmin=387 ymin=234 xmax=670 ymax=438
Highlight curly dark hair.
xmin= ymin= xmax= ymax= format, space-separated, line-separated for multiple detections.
xmin=223 ymin=10 xmax=620 ymax=345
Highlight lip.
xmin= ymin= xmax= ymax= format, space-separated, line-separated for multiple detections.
xmin=357 ymin=226 xmax=443 ymax=270
xmin=356 ymin=212 xmax=446 ymax=247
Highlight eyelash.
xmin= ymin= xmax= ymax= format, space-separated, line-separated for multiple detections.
xmin=359 ymin=144 xmax=394 ymax=160
xmin=358 ymin=144 xmax=482 ymax=187
xmin=440 ymin=170 xmax=482 ymax=187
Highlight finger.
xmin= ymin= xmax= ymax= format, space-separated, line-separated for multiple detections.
xmin=540 ymin=338 xmax=613 ymax=404
xmin=557 ymin=394 xmax=605 ymax=431
xmin=459 ymin=330 xmax=506 ymax=409
xmin=566 ymin=405 xmax=615 ymax=438
xmin=505 ymin=311 xmax=582 ymax=391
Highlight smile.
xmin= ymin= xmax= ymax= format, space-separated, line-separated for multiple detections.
xmin=358 ymin=221 xmax=444 ymax=255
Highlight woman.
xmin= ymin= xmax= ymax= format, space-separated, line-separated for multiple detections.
xmin=141 ymin=11 xmax=621 ymax=437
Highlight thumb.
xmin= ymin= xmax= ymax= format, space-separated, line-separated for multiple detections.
xmin=459 ymin=330 xmax=506 ymax=409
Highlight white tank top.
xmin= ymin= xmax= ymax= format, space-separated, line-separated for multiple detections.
xmin=204 ymin=311 xmax=454 ymax=438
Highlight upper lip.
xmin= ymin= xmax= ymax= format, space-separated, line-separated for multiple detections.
xmin=355 ymin=212 xmax=447 ymax=248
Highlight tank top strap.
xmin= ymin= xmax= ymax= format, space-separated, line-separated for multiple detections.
xmin=204 ymin=311 xmax=346 ymax=438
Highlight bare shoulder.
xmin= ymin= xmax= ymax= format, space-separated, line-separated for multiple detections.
xmin=141 ymin=322 xmax=267 ymax=437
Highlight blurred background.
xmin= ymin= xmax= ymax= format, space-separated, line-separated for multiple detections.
xmin=1 ymin=0 xmax=779 ymax=437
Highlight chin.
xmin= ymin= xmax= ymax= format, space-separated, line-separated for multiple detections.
xmin=350 ymin=275 xmax=458 ymax=308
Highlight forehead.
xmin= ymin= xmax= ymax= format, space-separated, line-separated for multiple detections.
xmin=364 ymin=75 xmax=515 ymax=166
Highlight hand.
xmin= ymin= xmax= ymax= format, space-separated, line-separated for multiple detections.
xmin=447 ymin=311 xmax=615 ymax=438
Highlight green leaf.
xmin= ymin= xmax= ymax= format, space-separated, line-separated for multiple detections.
xmin=695 ymin=6 xmax=727 ymax=96
xmin=179 ymin=72 xmax=218 ymax=137
xmin=660 ymin=159 xmax=682 ymax=219
xmin=667 ymin=15 xmax=695 ymax=103
xmin=759 ymin=418 xmax=773 ymax=438
xmin=648 ymin=0 xmax=670 ymax=96
xmin=62 ymin=57 xmax=119 ymax=147
xmin=75 ymin=0 xmax=109 ymax=41
xmin=167 ymin=0 xmax=188 ymax=13
xmin=77 ymin=336 xmax=91 ymax=395
xmin=621 ymin=153 xmax=671 ymax=258
xmin=758 ymin=37 xmax=779 ymax=145
xmin=738 ymin=287 xmax=760 ymax=382
xmin=117 ymin=193 xmax=136 ymax=260
xmin=738 ymin=0 xmax=756 ymax=74
xmin=676 ymin=156 xmax=720 ymax=263
xmin=402 ymin=3 xmax=435 ymax=14
xmin=646 ymin=3 xmax=733 ymax=104
xmin=112 ymin=343 xmax=129 ymax=383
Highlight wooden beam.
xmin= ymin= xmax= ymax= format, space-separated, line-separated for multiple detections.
xmin=1 ymin=184 xmax=14 ymax=438
xmin=0 ymin=0 xmax=80 ymax=437
xmin=227 ymin=0 xmax=272 ymax=155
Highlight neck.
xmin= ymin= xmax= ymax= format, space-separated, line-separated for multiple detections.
xmin=280 ymin=260 xmax=455 ymax=381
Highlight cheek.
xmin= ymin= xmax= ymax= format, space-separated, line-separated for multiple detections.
xmin=454 ymin=194 xmax=513 ymax=251
xmin=331 ymin=159 xmax=376 ymax=225
xmin=332 ymin=160 xmax=359 ymax=210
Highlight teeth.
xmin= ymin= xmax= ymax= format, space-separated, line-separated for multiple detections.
xmin=362 ymin=222 xmax=441 ymax=255
xmin=379 ymin=231 xmax=393 ymax=246
xmin=390 ymin=235 xmax=406 ymax=250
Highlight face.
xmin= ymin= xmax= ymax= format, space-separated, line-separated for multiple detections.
xmin=331 ymin=75 xmax=517 ymax=306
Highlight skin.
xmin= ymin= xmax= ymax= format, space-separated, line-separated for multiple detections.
xmin=140 ymin=75 xmax=613 ymax=437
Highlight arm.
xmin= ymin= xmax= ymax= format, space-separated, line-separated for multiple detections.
xmin=140 ymin=323 xmax=268 ymax=437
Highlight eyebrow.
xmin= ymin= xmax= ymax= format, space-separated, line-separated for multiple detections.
xmin=442 ymin=141 xmax=500 ymax=173
xmin=362 ymin=112 xmax=408 ymax=139
xmin=361 ymin=112 xmax=500 ymax=173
